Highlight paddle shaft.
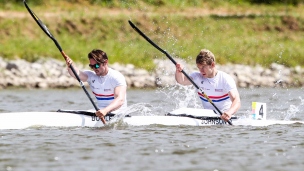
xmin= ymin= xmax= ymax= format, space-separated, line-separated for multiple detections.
xmin=128 ymin=20 xmax=232 ymax=125
xmin=23 ymin=0 xmax=105 ymax=124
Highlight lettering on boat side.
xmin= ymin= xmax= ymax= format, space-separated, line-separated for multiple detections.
xmin=201 ymin=119 xmax=232 ymax=125
xmin=91 ymin=115 xmax=112 ymax=122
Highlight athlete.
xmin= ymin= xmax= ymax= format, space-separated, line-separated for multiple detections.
xmin=65 ymin=49 xmax=127 ymax=121
xmin=175 ymin=49 xmax=241 ymax=122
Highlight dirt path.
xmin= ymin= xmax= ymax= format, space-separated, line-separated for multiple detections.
xmin=0 ymin=8 xmax=287 ymax=20
xmin=0 ymin=11 xmax=61 ymax=19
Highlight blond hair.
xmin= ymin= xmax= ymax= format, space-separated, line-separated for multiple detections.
xmin=196 ymin=49 xmax=215 ymax=65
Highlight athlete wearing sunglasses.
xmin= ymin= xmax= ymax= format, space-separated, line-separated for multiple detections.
xmin=66 ymin=49 xmax=127 ymax=120
xmin=89 ymin=63 xmax=100 ymax=69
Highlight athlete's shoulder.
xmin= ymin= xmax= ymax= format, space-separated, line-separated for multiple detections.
xmin=218 ymin=70 xmax=237 ymax=88
xmin=218 ymin=70 xmax=234 ymax=79
xmin=107 ymin=68 xmax=126 ymax=86
xmin=83 ymin=70 xmax=94 ymax=74
xmin=108 ymin=68 xmax=125 ymax=77
xmin=218 ymin=70 xmax=228 ymax=75
xmin=82 ymin=70 xmax=96 ymax=78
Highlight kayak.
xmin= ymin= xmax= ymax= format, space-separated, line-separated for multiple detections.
xmin=0 ymin=108 xmax=237 ymax=129
xmin=0 ymin=107 xmax=303 ymax=129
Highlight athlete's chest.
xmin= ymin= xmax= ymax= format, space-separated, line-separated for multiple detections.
xmin=89 ymin=76 xmax=114 ymax=93
xmin=196 ymin=78 xmax=224 ymax=92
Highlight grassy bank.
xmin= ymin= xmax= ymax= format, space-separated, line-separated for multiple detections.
xmin=0 ymin=1 xmax=303 ymax=70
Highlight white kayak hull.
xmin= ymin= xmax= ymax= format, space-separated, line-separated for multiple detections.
xmin=0 ymin=111 xmax=234 ymax=129
xmin=0 ymin=112 xmax=104 ymax=129
xmin=234 ymin=118 xmax=304 ymax=127
xmin=0 ymin=108 xmax=303 ymax=129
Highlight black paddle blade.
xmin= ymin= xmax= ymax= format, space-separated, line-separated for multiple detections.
xmin=128 ymin=20 xmax=170 ymax=58
xmin=23 ymin=0 xmax=62 ymax=51
xmin=23 ymin=0 xmax=54 ymax=39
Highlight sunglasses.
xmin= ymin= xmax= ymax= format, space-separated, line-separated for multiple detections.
xmin=89 ymin=63 xmax=100 ymax=69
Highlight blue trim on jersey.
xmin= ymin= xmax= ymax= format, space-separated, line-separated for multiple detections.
xmin=96 ymin=97 xmax=115 ymax=100
xmin=200 ymin=96 xmax=230 ymax=102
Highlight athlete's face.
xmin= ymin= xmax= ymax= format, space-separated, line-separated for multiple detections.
xmin=89 ymin=58 xmax=108 ymax=76
xmin=197 ymin=62 xmax=215 ymax=78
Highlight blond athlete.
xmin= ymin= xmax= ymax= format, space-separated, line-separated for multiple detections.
xmin=175 ymin=49 xmax=240 ymax=121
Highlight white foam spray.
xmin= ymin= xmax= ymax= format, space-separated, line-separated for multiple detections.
xmin=284 ymin=96 xmax=303 ymax=120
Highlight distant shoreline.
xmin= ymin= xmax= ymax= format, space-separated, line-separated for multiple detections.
xmin=1 ymin=2 xmax=303 ymax=71
xmin=0 ymin=57 xmax=303 ymax=89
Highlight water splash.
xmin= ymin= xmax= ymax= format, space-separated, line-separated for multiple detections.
xmin=156 ymin=84 xmax=201 ymax=109
xmin=300 ymin=96 xmax=304 ymax=105
xmin=121 ymin=103 xmax=154 ymax=116
xmin=284 ymin=105 xmax=299 ymax=120
xmin=284 ymin=96 xmax=303 ymax=120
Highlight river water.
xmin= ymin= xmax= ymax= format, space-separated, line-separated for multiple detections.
xmin=0 ymin=86 xmax=304 ymax=171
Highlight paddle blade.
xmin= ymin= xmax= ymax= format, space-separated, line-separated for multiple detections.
xmin=24 ymin=0 xmax=63 ymax=52
xmin=128 ymin=20 xmax=170 ymax=56
xmin=128 ymin=20 xmax=136 ymax=30
xmin=23 ymin=1 xmax=54 ymax=39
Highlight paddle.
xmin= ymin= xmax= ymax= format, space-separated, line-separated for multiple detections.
xmin=23 ymin=0 xmax=106 ymax=124
xmin=57 ymin=109 xmax=117 ymax=117
xmin=128 ymin=20 xmax=232 ymax=125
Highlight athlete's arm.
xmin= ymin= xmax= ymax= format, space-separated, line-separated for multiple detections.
xmin=221 ymin=89 xmax=241 ymax=121
xmin=175 ymin=63 xmax=192 ymax=85
xmin=65 ymin=56 xmax=88 ymax=82
xmin=96 ymin=85 xmax=127 ymax=117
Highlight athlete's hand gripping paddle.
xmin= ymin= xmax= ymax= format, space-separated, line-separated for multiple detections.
xmin=23 ymin=0 xmax=106 ymax=124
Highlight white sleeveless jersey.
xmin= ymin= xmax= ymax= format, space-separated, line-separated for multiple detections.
xmin=83 ymin=68 xmax=127 ymax=110
xmin=190 ymin=70 xmax=237 ymax=113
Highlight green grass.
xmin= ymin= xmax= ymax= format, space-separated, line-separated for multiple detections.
xmin=0 ymin=1 xmax=303 ymax=70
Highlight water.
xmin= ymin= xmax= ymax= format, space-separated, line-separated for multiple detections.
xmin=1 ymin=87 xmax=304 ymax=171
